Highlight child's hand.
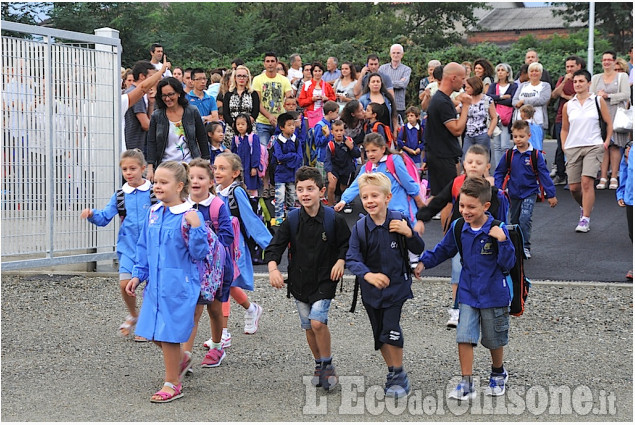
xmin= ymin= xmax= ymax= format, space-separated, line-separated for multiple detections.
xmin=80 ymin=209 xmax=93 ymax=219
xmin=389 ymin=219 xmax=412 ymax=238
xmin=344 ymin=137 xmax=354 ymax=150
xmin=618 ymin=199 xmax=626 ymax=207
xmin=126 ymin=278 xmax=140 ymax=297
xmin=333 ymin=201 xmax=345 ymax=212
xmin=364 ymin=272 xmax=390 ymax=289
xmin=251 ymin=167 xmax=257 ymax=177
xmin=421 ymin=162 xmax=427 ymax=172
xmin=415 ymin=148 xmax=421 ymax=155
xmin=414 ymin=262 xmax=425 ymax=278
xmin=184 ymin=210 xmax=201 ymax=227
xmin=413 ymin=220 xmax=425 ymax=236
xmin=488 ymin=225 xmax=507 ymax=242
xmin=322 ymin=126 xmax=330 ymax=137
xmin=547 ymin=197 xmax=558 ymax=208
xmin=330 ymin=259 xmax=345 ymax=281
xmin=269 ymin=269 xmax=285 ymax=289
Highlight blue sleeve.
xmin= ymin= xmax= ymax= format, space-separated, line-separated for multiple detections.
xmin=340 ymin=167 xmax=365 ymax=203
xmin=209 ymin=97 xmax=218 ymax=112
xmin=376 ymin=124 xmax=386 ymax=139
xmin=497 ymin=226 xmax=516 ymax=271
xmin=274 ymin=140 xmax=299 ymax=165
xmin=405 ymin=226 xmax=425 ymax=255
xmin=250 ymin=137 xmax=261 ymax=170
xmin=235 ymin=187 xmax=272 ymax=249
xmin=345 ymin=223 xmax=371 ymax=278
xmin=188 ymin=211 xmax=210 ymax=261
xmin=88 ymin=192 xmax=119 ymax=227
xmin=132 ymin=211 xmax=149 ymax=282
xmin=350 ymin=144 xmax=361 ymax=159
xmin=230 ymin=137 xmax=237 ymax=153
xmin=215 ymin=201 xmax=234 ymax=248
xmin=396 ymin=127 xmax=405 ymax=149
xmin=536 ymin=151 xmax=556 ymax=198
xmin=314 ymin=123 xmax=332 ymax=148
xmin=420 ymin=222 xmax=459 ymax=269
xmin=418 ymin=127 xmax=426 ymax=151
xmin=393 ymin=155 xmax=420 ymax=197
xmin=617 ymin=155 xmax=628 ymax=201
xmin=493 ymin=155 xmax=508 ymax=189
xmin=495 ymin=190 xmax=510 ymax=223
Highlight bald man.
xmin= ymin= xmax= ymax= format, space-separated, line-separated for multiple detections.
xmin=518 ymin=49 xmax=553 ymax=88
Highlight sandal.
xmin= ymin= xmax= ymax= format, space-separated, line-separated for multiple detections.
xmin=134 ymin=335 xmax=149 ymax=342
xmin=179 ymin=351 xmax=192 ymax=381
xmin=118 ymin=315 xmax=137 ymax=337
xmin=609 ymin=178 xmax=619 ymax=190
xmin=150 ymin=381 xmax=183 ymax=403
xmin=627 ymin=270 xmax=633 ymax=281
xmin=596 ymin=178 xmax=608 ymax=190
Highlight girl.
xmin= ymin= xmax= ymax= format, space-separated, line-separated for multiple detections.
xmin=184 ymin=158 xmax=234 ymax=370
xmin=206 ymin=121 xmax=227 ymax=166
xmin=126 ymin=161 xmax=208 ymax=403
xmin=80 ymin=149 xmax=152 ymax=342
xmin=230 ymin=113 xmax=261 ymax=197
xmin=214 ymin=152 xmax=272 ymax=337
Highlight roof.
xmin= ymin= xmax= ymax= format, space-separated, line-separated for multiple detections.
xmin=472 ymin=6 xmax=586 ymax=32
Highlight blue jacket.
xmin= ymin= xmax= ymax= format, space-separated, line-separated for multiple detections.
xmin=209 ymin=144 xmax=227 ymax=167
xmin=313 ymin=118 xmax=333 ymax=163
xmin=493 ymin=145 xmax=556 ymax=200
xmin=421 ymin=214 xmax=516 ymax=309
xmin=617 ymin=148 xmax=633 ymax=206
xmin=396 ymin=123 xmax=425 ymax=162
xmin=324 ymin=137 xmax=361 ymax=177
xmin=346 ymin=211 xmax=425 ymax=309
xmin=274 ymin=114 xmax=307 ymax=152
xmin=273 ymin=133 xmax=303 ymax=184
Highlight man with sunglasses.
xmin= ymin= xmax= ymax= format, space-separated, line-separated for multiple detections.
xmin=185 ymin=68 xmax=219 ymax=123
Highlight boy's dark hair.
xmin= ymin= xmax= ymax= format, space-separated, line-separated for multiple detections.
xmin=511 ymin=120 xmax=530 ymax=132
xmin=433 ymin=65 xmax=444 ymax=81
xmin=231 ymin=58 xmax=244 ymax=67
xmin=131 ymin=60 xmax=155 ymax=81
xmin=405 ymin=106 xmax=420 ymax=117
xmin=287 ymin=110 xmax=300 ymax=119
xmin=277 ymin=112 xmax=295 ymax=129
xmin=519 ymin=64 xmax=529 ymax=75
xmin=573 ymin=69 xmax=592 ymax=82
xmin=331 ymin=119 xmax=344 ymax=128
xmin=295 ymin=166 xmax=324 ymax=189
xmin=367 ymin=54 xmax=379 ymax=63
xmin=191 ymin=68 xmax=206 ymax=79
xmin=232 ymin=113 xmax=253 ymax=134
xmin=367 ymin=102 xmax=383 ymax=119
xmin=460 ymin=176 xmax=492 ymax=204
xmin=323 ymin=101 xmax=339 ymax=115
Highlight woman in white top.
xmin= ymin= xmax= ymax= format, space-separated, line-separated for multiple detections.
xmin=590 ymin=50 xmax=631 ymax=190
xmin=487 ymin=63 xmax=518 ymax=167
xmin=513 ymin=62 xmax=552 ymax=133
xmin=561 ymin=69 xmax=613 ymax=233
xmin=332 ymin=61 xmax=357 ymax=112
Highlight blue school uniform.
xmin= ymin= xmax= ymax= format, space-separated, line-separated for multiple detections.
xmin=231 ymin=133 xmax=261 ymax=191
xmin=313 ymin=118 xmax=333 ymax=163
xmin=396 ymin=123 xmax=425 ymax=164
xmin=273 ymin=133 xmax=303 ymax=184
xmin=617 ymin=148 xmax=633 ymax=207
xmin=88 ymin=180 xmax=153 ymax=274
xmin=274 ymin=114 xmax=307 ymax=153
xmin=132 ymin=202 xmax=209 ymax=343
xmin=493 ymin=145 xmax=555 ymax=200
xmin=209 ymin=144 xmax=227 ymax=166
xmin=217 ymin=182 xmax=272 ymax=291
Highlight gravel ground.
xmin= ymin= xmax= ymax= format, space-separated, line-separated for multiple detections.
xmin=1 ymin=272 xmax=632 ymax=422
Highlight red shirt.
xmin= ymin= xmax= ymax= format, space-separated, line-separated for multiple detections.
xmin=555 ymin=76 xmax=575 ymax=123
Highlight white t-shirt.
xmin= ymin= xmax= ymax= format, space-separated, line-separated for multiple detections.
xmin=163 ymin=120 xmax=192 ymax=163
xmin=121 ymin=94 xmax=129 ymax=152
xmin=153 ymin=62 xmax=172 ymax=77
xmin=564 ymin=94 xmax=604 ymax=149
xmin=288 ymin=67 xmax=303 ymax=83
xmin=518 ymin=82 xmax=546 ymax=126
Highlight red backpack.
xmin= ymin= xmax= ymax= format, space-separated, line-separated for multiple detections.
xmin=364 ymin=121 xmax=394 ymax=148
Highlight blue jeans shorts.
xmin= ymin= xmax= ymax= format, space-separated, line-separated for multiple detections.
xmin=295 ymin=298 xmax=331 ymax=330
xmin=456 ymin=303 xmax=509 ymax=349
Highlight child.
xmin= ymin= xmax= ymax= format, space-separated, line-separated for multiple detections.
xmin=265 ymin=166 xmax=351 ymax=390
xmin=414 ymin=176 xmax=516 ymax=401
xmin=519 ymin=104 xmax=544 ymax=152
xmin=206 ymin=121 xmax=227 ymax=166
xmin=494 ymin=120 xmax=557 ymax=259
xmin=214 ymin=152 xmax=272 ymax=336
xmin=363 ymin=103 xmax=389 ymax=142
xmin=231 ymin=113 xmax=261 ymax=197
xmin=346 ymin=172 xmax=425 ymax=398
xmin=80 ymin=149 xmax=153 ymax=342
xmin=396 ymin=106 xmax=425 ymax=166
xmin=312 ymin=100 xmax=340 ymax=183
xmin=126 ymin=161 xmax=208 ymax=403
xmin=617 ymin=143 xmax=633 ymax=280
xmin=324 ymin=119 xmax=361 ymax=206
xmin=183 ymin=158 xmax=234 ymax=370
xmin=271 ymin=112 xmax=303 ymax=225
xmin=416 ymin=144 xmax=509 ymax=328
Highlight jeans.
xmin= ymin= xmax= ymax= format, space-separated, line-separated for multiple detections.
xmin=554 ymin=122 xmax=566 ymax=179
xmin=274 ymin=182 xmax=296 ymax=219
xmin=509 ymin=196 xmax=536 ymax=250
xmin=462 ymin=132 xmax=491 ymax=159
xmin=492 ymin=127 xmax=511 ymax=169
xmin=255 ymin=122 xmax=275 ymax=147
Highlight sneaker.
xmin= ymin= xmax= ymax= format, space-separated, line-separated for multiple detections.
xmin=186 ymin=367 xmax=193 ymax=376
xmin=244 ymin=303 xmax=263 ymax=334
xmin=552 ymin=175 xmax=567 ymax=185
xmin=384 ymin=371 xmax=395 ymax=392
xmin=446 ymin=308 xmax=459 ymax=328
xmin=343 ymin=203 xmax=353 ymax=214
xmin=319 ymin=363 xmax=338 ymax=391
xmin=201 ymin=348 xmax=226 ymax=368
xmin=203 ymin=331 xmax=232 ymax=349
xmin=484 ymin=369 xmax=508 ymax=396
xmin=432 ymin=212 xmax=441 ymax=220
xmin=523 ymin=248 xmax=531 ymax=259
xmin=549 ymin=165 xmax=557 ymax=178
xmin=448 ymin=381 xmax=476 ymax=400
xmin=311 ymin=363 xmax=322 ymax=387
xmin=386 ymin=370 xmax=410 ymax=398
xmin=575 ymin=218 xmax=590 ymax=233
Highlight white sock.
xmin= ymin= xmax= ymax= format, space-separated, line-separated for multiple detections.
xmin=246 ymin=303 xmax=256 ymax=314
xmin=222 ymin=327 xmax=229 ymax=335
xmin=582 ymin=216 xmax=590 ymax=222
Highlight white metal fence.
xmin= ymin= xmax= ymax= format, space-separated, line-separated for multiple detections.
xmin=2 ymin=21 xmax=122 ymax=270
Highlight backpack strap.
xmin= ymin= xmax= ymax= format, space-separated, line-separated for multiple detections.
xmin=502 ymin=148 xmax=514 ymax=190
xmin=328 ymin=140 xmax=335 ymax=156
xmin=208 ymin=195 xmax=225 ymax=233
xmin=452 ymin=217 xmax=465 ymax=262
xmin=116 ymin=189 xmax=126 ymax=219
xmin=350 ymin=217 xmax=369 ymax=313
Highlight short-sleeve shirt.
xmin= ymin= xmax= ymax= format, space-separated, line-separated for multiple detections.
xmin=185 ymin=90 xmax=217 ymax=119
xmin=252 ymin=72 xmax=293 ymax=125
xmin=424 ymin=90 xmax=462 ymax=159
xmin=123 ymin=84 xmax=148 ymax=150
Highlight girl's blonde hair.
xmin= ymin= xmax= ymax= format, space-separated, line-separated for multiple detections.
xmin=120 ymin=148 xmax=146 ymax=167
xmin=215 ymin=152 xmax=246 ymax=189
xmin=188 ymin=158 xmax=216 ymax=195
xmin=156 ymin=161 xmax=190 ymax=198
xmin=228 ymin=65 xmax=253 ymax=93
xmin=358 ymin=172 xmax=391 ymax=196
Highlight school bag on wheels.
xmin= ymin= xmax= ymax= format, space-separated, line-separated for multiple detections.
xmin=451 ymin=217 xmax=530 ymax=316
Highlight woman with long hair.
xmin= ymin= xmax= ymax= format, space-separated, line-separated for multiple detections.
xmin=359 ymin=72 xmax=398 ymax=138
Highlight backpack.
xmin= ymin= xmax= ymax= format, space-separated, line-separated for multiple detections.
xmin=181 ymin=210 xmax=226 ymax=302
xmin=502 ymin=148 xmax=546 ymax=202
xmin=227 ymin=183 xmax=269 ymax=264
xmin=364 ymin=121 xmax=394 ymax=148
xmin=349 ymin=211 xmax=410 ymax=313
xmin=268 ymin=134 xmax=299 ymax=186
xmin=451 ymin=217 xmax=530 ymax=316
xmin=327 ymin=137 xmax=354 ymax=157
xmin=304 ymin=126 xmax=318 ymax=167
xmin=116 ymin=186 xmax=158 ymax=221
xmin=207 ymin=195 xmax=241 ymax=280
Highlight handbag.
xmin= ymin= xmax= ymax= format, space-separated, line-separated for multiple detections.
xmin=613 ymin=106 xmax=633 ymax=133
xmin=594 ymin=96 xmax=608 ymax=141
xmin=495 ymin=84 xmax=514 ymax=126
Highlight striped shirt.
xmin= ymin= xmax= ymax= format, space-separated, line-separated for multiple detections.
xmin=378 ymin=62 xmax=412 ymax=110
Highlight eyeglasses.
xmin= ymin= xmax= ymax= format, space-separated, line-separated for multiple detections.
xmin=161 ymin=92 xmax=177 ymax=99
xmin=235 ymin=74 xmax=249 ymax=78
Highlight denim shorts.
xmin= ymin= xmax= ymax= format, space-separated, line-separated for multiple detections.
xmin=450 ymin=252 xmax=461 ymax=284
xmin=456 ymin=303 xmax=509 ymax=349
xmin=295 ymin=298 xmax=331 ymax=330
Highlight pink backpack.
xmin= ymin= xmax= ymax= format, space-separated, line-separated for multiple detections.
xmin=208 ymin=195 xmax=241 ymax=280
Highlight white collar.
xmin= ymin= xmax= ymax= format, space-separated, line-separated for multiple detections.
xmin=187 ymin=193 xmax=215 ymax=207
xmin=512 ymin=144 xmax=534 ymax=152
xmin=278 ymin=133 xmax=297 ymax=143
xmin=406 ymin=122 xmax=420 ymax=130
xmin=150 ymin=201 xmax=191 ymax=214
xmin=121 ymin=179 xmax=151 ymax=194
xmin=217 ymin=184 xmax=231 ymax=196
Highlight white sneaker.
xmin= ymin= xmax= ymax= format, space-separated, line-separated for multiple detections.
xmin=244 ymin=303 xmax=263 ymax=334
xmin=432 ymin=212 xmax=441 ymax=220
xmin=203 ymin=331 xmax=232 ymax=349
xmin=523 ymin=248 xmax=531 ymax=259
xmin=446 ymin=308 xmax=459 ymax=328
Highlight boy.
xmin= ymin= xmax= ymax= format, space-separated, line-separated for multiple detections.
xmin=271 ymin=112 xmax=303 ymax=225
xmin=324 ymin=120 xmax=361 ymax=206
xmin=313 ymin=101 xmax=340 ymax=183
xmin=416 ymin=144 xmax=509 ymax=328
xmin=274 ymin=97 xmax=307 ymax=152
xmin=415 ymin=176 xmax=516 ymax=400
xmin=494 ymin=120 xmax=557 ymax=259
xmin=363 ymin=103 xmax=390 ymax=144
xmin=265 ymin=166 xmax=350 ymax=390
xmin=397 ymin=106 xmax=425 ymax=166
xmin=519 ymin=104 xmax=544 ymax=152
xmin=346 ymin=173 xmax=425 ymax=399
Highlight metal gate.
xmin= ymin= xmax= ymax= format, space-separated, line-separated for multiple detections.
xmin=2 ymin=21 xmax=122 ymax=270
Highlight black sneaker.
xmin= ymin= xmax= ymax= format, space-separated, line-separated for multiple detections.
xmin=311 ymin=363 xmax=322 ymax=387
xmin=320 ymin=363 xmax=338 ymax=390
xmin=343 ymin=203 xmax=353 ymax=214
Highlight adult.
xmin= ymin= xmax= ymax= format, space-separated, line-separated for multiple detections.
xmin=276 ymin=61 xmax=288 ymax=77
xmin=122 ymin=70 xmax=134 ymax=92
xmin=149 ymin=43 xmax=172 ymax=77
xmin=293 ymin=63 xmax=313 ymax=98
xmin=591 ymin=50 xmax=632 ymax=190
xmin=146 ymin=77 xmax=210 ymax=181
xmin=561 ymin=69 xmax=613 ymax=233
xmin=172 ymin=66 xmax=184 ymax=84
xmin=378 ymin=43 xmax=412 ymax=119
xmin=340 ymin=99 xmax=366 ymax=147
xmin=332 ymin=61 xmax=357 ymax=111
xmin=124 ymin=60 xmax=156 ymax=153
xmin=359 ymin=72 xmax=398 ymax=136
xmin=424 ymin=62 xmax=471 ymax=196
xmin=550 ymin=56 xmax=585 ymax=185
xmin=473 ymin=58 xmax=494 ymax=95
xmin=182 ymin=68 xmax=194 ymax=92
xmin=420 ymin=65 xmax=444 ymax=112
xmin=419 ymin=60 xmax=442 ymax=102
xmin=287 ymin=53 xmax=303 ymax=85
xmin=222 ymin=65 xmax=260 ymax=128
xmin=512 ymin=62 xmax=552 ymax=136
xmin=461 ymin=76 xmax=498 ymax=158
xmin=615 ymin=57 xmax=629 ymax=74
xmin=186 ymin=68 xmax=219 ymax=123
xmin=298 ymin=61 xmax=336 ymax=128
xmin=252 ymin=52 xmax=293 ymax=146
xmin=323 ymin=57 xmax=341 ymax=85
xmin=353 ymin=54 xmax=394 ymax=98
xmin=462 ymin=61 xmax=473 ymax=77
xmin=487 ymin=62 xmax=518 ymax=167
xmin=230 ymin=58 xmax=244 ymax=71
xmin=518 ymin=49 xmax=552 ymax=88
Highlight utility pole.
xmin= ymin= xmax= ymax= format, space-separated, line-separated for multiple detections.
xmin=588 ymin=2 xmax=595 ymax=73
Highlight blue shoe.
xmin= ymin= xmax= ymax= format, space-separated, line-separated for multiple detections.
xmin=385 ymin=370 xmax=410 ymax=398
xmin=448 ymin=380 xmax=476 ymax=400
xmin=485 ymin=369 xmax=508 ymax=396
xmin=319 ymin=363 xmax=338 ymax=391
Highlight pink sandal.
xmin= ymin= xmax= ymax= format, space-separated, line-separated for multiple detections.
xmin=150 ymin=382 xmax=183 ymax=403
xmin=179 ymin=351 xmax=192 ymax=381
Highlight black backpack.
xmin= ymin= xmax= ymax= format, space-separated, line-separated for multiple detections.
xmin=115 ymin=187 xmax=158 ymax=221
xmin=451 ymin=217 xmax=530 ymax=316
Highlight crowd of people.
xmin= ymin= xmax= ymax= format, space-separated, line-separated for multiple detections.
xmin=102 ymin=43 xmax=633 ymax=403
